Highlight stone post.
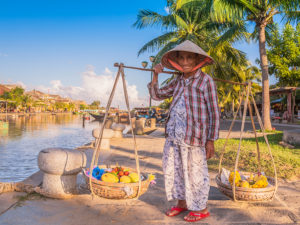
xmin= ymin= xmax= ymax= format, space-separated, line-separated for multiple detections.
xmin=37 ymin=148 xmax=86 ymax=198
xmin=104 ymin=117 xmax=114 ymax=129
xmin=150 ymin=118 xmax=156 ymax=129
xmin=130 ymin=117 xmax=136 ymax=129
xmin=135 ymin=119 xmax=145 ymax=135
xmin=92 ymin=128 xmax=115 ymax=150
xmin=111 ymin=123 xmax=126 ymax=138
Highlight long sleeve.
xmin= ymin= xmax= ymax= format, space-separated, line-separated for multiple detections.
xmin=147 ymin=76 xmax=179 ymax=101
xmin=203 ymin=77 xmax=220 ymax=141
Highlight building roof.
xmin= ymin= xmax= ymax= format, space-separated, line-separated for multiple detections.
xmin=270 ymin=87 xmax=300 ymax=95
xmin=0 ymin=84 xmax=10 ymax=93
xmin=256 ymin=87 xmax=300 ymax=96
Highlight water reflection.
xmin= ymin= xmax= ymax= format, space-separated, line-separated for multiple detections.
xmin=0 ymin=113 xmax=99 ymax=182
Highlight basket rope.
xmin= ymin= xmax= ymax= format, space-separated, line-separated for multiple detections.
xmin=218 ymin=90 xmax=245 ymax=175
xmin=250 ymin=91 xmax=278 ymax=199
xmin=232 ymin=83 xmax=251 ymax=201
xmin=247 ymin=97 xmax=261 ymax=173
xmin=88 ymin=64 xmax=142 ymax=199
xmin=120 ymin=66 xmax=142 ymax=199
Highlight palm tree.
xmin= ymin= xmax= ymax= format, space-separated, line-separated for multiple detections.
xmin=217 ymin=62 xmax=261 ymax=117
xmin=176 ymin=0 xmax=299 ymax=129
xmin=133 ymin=1 xmax=249 ymax=81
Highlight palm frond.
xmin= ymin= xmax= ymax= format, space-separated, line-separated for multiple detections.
xmin=280 ymin=10 xmax=300 ymax=25
xmin=137 ymin=32 xmax=177 ymax=56
xmin=249 ymin=23 xmax=277 ymax=44
xmin=133 ymin=9 xmax=175 ymax=30
xmin=214 ymin=21 xmax=249 ymax=47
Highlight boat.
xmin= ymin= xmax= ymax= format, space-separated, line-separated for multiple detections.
xmin=89 ymin=113 xmax=105 ymax=121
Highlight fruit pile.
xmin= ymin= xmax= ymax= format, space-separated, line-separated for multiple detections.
xmin=86 ymin=166 xmax=155 ymax=184
xmin=229 ymin=171 xmax=268 ymax=188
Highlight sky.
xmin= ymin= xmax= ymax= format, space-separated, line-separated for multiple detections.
xmin=0 ymin=0 xmax=276 ymax=108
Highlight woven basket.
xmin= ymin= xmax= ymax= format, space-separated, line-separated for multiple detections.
xmin=83 ymin=167 xmax=150 ymax=199
xmin=215 ymin=172 xmax=276 ymax=202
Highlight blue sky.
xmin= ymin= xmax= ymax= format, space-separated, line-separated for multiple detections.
xmin=0 ymin=0 xmax=275 ymax=107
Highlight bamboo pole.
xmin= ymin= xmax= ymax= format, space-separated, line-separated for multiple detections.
xmin=113 ymin=63 xmax=248 ymax=86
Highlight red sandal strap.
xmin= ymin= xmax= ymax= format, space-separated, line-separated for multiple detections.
xmin=188 ymin=211 xmax=210 ymax=218
xmin=184 ymin=211 xmax=210 ymax=222
xmin=171 ymin=206 xmax=187 ymax=211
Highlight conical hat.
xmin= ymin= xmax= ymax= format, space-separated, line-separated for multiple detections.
xmin=161 ymin=40 xmax=214 ymax=71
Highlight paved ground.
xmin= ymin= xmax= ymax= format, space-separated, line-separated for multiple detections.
xmin=0 ymin=127 xmax=300 ymax=225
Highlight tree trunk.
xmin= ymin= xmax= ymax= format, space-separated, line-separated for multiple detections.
xmin=258 ymin=24 xmax=272 ymax=130
xmin=292 ymin=91 xmax=295 ymax=123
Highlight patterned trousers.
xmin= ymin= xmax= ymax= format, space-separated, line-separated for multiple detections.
xmin=162 ymin=139 xmax=210 ymax=211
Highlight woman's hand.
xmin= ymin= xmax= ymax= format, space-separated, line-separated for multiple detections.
xmin=152 ymin=63 xmax=163 ymax=84
xmin=153 ymin=63 xmax=163 ymax=74
xmin=205 ymin=140 xmax=215 ymax=159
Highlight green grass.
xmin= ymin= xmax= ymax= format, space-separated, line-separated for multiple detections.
xmin=208 ymin=132 xmax=300 ymax=180
xmin=13 ymin=192 xmax=46 ymax=208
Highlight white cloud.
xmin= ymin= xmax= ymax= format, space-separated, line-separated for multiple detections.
xmin=33 ymin=66 xmax=148 ymax=109
xmin=164 ymin=6 xmax=170 ymax=14
xmin=16 ymin=81 xmax=26 ymax=89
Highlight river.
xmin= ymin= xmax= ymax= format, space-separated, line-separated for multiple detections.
xmin=0 ymin=113 xmax=100 ymax=182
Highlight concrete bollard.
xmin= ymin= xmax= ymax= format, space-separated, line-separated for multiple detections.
xmin=283 ymin=129 xmax=300 ymax=146
xmin=111 ymin=123 xmax=126 ymax=138
xmin=37 ymin=148 xmax=86 ymax=198
xmin=130 ymin=117 xmax=136 ymax=129
xmin=104 ymin=117 xmax=114 ymax=129
xmin=92 ymin=128 xmax=115 ymax=150
xmin=150 ymin=118 xmax=156 ymax=129
xmin=135 ymin=119 xmax=145 ymax=135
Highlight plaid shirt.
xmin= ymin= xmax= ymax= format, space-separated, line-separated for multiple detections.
xmin=148 ymin=69 xmax=220 ymax=147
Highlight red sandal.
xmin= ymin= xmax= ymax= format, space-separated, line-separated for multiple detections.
xmin=184 ymin=211 xmax=210 ymax=222
xmin=165 ymin=206 xmax=188 ymax=217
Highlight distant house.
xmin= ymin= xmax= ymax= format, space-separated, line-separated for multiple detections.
xmin=2 ymin=84 xmax=22 ymax=90
xmin=0 ymin=84 xmax=10 ymax=96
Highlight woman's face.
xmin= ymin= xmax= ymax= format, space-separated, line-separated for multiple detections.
xmin=177 ymin=51 xmax=198 ymax=74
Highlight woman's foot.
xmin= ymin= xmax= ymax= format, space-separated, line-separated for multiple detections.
xmin=184 ymin=208 xmax=210 ymax=222
xmin=166 ymin=200 xmax=187 ymax=217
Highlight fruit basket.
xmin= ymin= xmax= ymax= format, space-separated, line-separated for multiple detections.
xmin=216 ymin=171 xmax=276 ymax=201
xmin=83 ymin=165 xmax=151 ymax=199
xmin=216 ymin=85 xmax=277 ymax=202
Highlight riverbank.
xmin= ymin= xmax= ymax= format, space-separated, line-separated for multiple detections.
xmin=0 ymin=112 xmax=73 ymax=116
xmin=0 ymin=130 xmax=299 ymax=224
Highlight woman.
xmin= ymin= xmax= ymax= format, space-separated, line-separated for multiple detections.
xmin=148 ymin=40 xmax=220 ymax=222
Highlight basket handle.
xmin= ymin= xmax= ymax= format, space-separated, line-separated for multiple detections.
xmin=218 ymin=90 xmax=245 ymax=175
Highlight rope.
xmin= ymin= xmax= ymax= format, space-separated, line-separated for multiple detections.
xmin=250 ymin=91 xmax=278 ymax=199
xmin=247 ymin=99 xmax=262 ymax=173
xmin=218 ymin=90 xmax=245 ymax=175
xmin=232 ymin=83 xmax=251 ymax=201
xmin=89 ymin=68 xmax=121 ymax=197
xmin=120 ymin=67 xmax=142 ymax=199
